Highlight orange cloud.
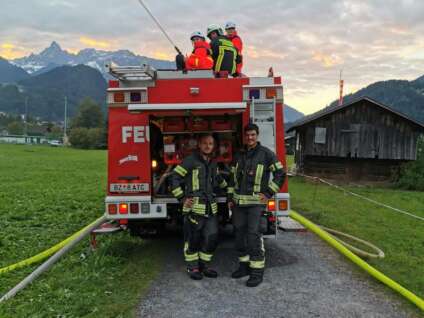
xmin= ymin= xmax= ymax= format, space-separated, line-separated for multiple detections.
xmin=0 ymin=43 xmax=26 ymax=59
xmin=312 ymin=51 xmax=342 ymax=68
xmin=153 ymin=51 xmax=173 ymax=60
xmin=79 ymin=36 xmax=111 ymax=49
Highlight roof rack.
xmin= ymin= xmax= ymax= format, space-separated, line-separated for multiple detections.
xmin=106 ymin=62 xmax=157 ymax=80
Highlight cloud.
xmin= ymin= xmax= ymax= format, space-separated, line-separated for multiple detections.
xmin=1 ymin=0 xmax=424 ymax=114
xmin=79 ymin=36 xmax=111 ymax=49
xmin=0 ymin=43 xmax=26 ymax=59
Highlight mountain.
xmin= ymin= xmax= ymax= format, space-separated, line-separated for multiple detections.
xmin=0 ymin=64 xmax=106 ymax=121
xmin=284 ymin=104 xmax=304 ymax=123
xmin=328 ymin=76 xmax=424 ymax=124
xmin=11 ymin=41 xmax=175 ymax=78
xmin=0 ymin=57 xmax=30 ymax=83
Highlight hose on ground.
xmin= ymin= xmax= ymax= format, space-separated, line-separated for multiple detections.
xmin=289 ymin=210 xmax=424 ymax=311
xmin=0 ymin=216 xmax=106 ymax=303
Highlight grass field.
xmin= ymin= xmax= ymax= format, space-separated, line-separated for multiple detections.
xmin=0 ymin=144 xmax=164 ymax=317
xmin=287 ymin=155 xmax=424 ymax=304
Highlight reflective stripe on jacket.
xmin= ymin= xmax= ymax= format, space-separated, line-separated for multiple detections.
xmin=171 ymin=152 xmax=227 ymax=215
xmin=209 ymin=36 xmax=238 ymax=75
xmin=227 ymin=143 xmax=286 ymax=206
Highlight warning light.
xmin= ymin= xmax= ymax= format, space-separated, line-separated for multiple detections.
xmin=152 ymin=160 xmax=158 ymax=168
xmin=249 ymin=89 xmax=260 ymax=100
xmin=266 ymin=88 xmax=277 ymax=99
xmin=119 ymin=203 xmax=128 ymax=214
xmin=278 ymin=200 xmax=288 ymax=211
xmin=130 ymin=92 xmax=141 ymax=102
xmin=130 ymin=203 xmax=139 ymax=214
xmin=114 ymin=92 xmax=125 ymax=103
xmin=267 ymin=200 xmax=276 ymax=212
xmin=108 ymin=204 xmax=117 ymax=214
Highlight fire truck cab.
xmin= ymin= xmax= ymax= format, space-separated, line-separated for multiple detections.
xmin=104 ymin=64 xmax=290 ymax=236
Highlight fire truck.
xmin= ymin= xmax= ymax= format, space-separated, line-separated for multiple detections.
xmin=104 ymin=64 xmax=290 ymax=236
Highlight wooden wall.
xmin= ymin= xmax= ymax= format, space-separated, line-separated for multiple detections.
xmin=295 ymin=100 xmax=422 ymax=164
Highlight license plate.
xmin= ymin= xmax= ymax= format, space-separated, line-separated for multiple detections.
xmin=110 ymin=183 xmax=149 ymax=193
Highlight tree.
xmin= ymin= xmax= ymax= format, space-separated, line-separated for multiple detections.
xmin=7 ymin=121 xmax=23 ymax=135
xmin=71 ymin=97 xmax=104 ymax=129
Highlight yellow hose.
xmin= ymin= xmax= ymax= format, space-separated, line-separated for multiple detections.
xmin=289 ymin=210 xmax=424 ymax=312
xmin=0 ymin=217 xmax=103 ymax=275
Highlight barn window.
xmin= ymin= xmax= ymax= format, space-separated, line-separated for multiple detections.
xmin=314 ymin=127 xmax=326 ymax=144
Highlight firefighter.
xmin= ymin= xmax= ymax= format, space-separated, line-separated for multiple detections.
xmin=227 ymin=123 xmax=286 ymax=287
xmin=171 ymin=134 xmax=227 ymax=280
xmin=185 ymin=31 xmax=214 ymax=70
xmin=224 ymin=21 xmax=243 ymax=75
xmin=206 ymin=24 xmax=238 ymax=77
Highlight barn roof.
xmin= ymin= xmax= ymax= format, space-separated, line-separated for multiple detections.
xmin=286 ymin=96 xmax=424 ymax=133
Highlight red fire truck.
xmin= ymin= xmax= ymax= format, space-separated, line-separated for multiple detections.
xmin=104 ymin=64 xmax=290 ymax=236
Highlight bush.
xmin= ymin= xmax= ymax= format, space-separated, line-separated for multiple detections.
xmin=397 ymin=135 xmax=424 ymax=191
xmin=69 ymin=127 xmax=106 ymax=149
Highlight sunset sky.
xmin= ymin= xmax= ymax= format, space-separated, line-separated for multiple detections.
xmin=1 ymin=0 xmax=424 ymax=114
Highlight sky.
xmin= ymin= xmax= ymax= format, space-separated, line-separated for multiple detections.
xmin=1 ymin=0 xmax=424 ymax=114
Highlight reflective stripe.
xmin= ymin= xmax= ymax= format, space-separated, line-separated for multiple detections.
xmin=269 ymin=164 xmax=276 ymax=172
xmin=211 ymin=202 xmax=218 ymax=214
xmin=192 ymin=169 xmax=199 ymax=191
xmin=172 ymin=187 xmax=183 ymax=198
xmin=249 ymin=260 xmax=265 ymax=269
xmin=188 ymin=216 xmax=198 ymax=224
xmin=182 ymin=206 xmax=191 ymax=213
xmin=219 ymin=179 xmax=228 ymax=189
xmin=174 ymin=165 xmax=188 ymax=177
xmin=199 ymin=252 xmax=213 ymax=262
xmin=227 ymin=187 xmax=234 ymax=194
xmin=239 ymin=255 xmax=250 ymax=262
xmin=215 ymin=47 xmax=225 ymax=72
xmin=233 ymin=193 xmax=261 ymax=205
xmin=220 ymin=38 xmax=234 ymax=47
xmin=274 ymin=161 xmax=284 ymax=169
xmin=184 ymin=242 xmax=199 ymax=262
xmin=254 ymin=164 xmax=264 ymax=193
xmin=269 ymin=180 xmax=280 ymax=193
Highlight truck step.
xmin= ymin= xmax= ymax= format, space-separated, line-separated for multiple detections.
xmin=278 ymin=217 xmax=306 ymax=232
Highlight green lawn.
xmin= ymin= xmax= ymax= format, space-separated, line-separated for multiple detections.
xmin=0 ymin=144 xmax=164 ymax=317
xmin=289 ymin=175 xmax=424 ymax=302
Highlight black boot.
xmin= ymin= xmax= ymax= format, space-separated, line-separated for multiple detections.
xmin=187 ymin=267 xmax=203 ymax=280
xmin=231 ymin=262 xmax=250 ymax=279
xmin=246 ymin=269 xmax=263 ymax=287
xmin=199 ymin=262 xmax=218 ymax=278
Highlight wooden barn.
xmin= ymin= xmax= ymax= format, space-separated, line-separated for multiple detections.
xmin=286 ymin=97 xmax=424 ymax=181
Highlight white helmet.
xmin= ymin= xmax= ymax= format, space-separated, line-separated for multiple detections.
xmin=207 ymin=24 xmax=224 ymax=37
xmin=225 ymin=21 xmax=236 ymax=30
xmin=190 ymin=31 xmax=205 ymax=40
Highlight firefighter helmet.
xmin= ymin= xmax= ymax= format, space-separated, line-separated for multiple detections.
xmin=207 ymin=24 xmax=223 ymax=38
xmin=225 ymin=21 xmax=236 ymax=30
xmin=190 ymin=31 xmax=205 ymax=41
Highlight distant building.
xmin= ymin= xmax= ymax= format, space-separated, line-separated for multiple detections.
xmin=0 ymin=134 xmax=50 ymax=145
xmin=287 ymin=97 xmax=424 ymax=181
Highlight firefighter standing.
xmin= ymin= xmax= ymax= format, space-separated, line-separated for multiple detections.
xmin=224 ymin=22 xmax=243 ymax=75
xmin=228 ymin=123 xmax=286 ymax=287
xmin=171 ymin=134 xmax=227 ymax=280
xmin=206 ymin=24 xmax=238 ymax=77
xmin=185 ymin=31 xmax=214 ymax=70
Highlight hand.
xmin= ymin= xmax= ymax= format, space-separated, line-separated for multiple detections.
xmin=183 ymin=198 xmax=194 ymax=208
xmin=227 ymin=200 xmax=234 ymax=210
xmin=258 ymin=193 xmax=268 ymax=204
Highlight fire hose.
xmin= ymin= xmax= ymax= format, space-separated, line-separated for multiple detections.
xmin=289 ymin=210 xmax=424 ymax=311
xmin=0 ymin=216 xmax=106 ymax=303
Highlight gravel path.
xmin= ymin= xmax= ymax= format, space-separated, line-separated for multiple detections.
xmin=138 ymin=230 xmax=419 ymax=318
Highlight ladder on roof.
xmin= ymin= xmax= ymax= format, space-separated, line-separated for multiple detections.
xmin=106 ymin=62 xmax=157 ymax=80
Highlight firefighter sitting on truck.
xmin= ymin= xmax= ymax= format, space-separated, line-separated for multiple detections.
xmin=225 ymin=21 xmax=243 ymax=76
xmin=206 ymin=24 xmax=238 ymax=77
xmin=227 ymin=123 xmax=286 ymax=287
xmin=185 ymin=31 xmax=214 ymax=70
xmin=170 ymin=134 xmax=227 ymax=280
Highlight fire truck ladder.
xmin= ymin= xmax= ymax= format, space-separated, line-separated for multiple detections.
xmin=106 ymin=63 xmax=157 ymax=80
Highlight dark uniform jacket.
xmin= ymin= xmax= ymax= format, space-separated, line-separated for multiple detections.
xmin=171 ymin=152 xmax=227 ymax=215
xmin=228 ymin=143 xmax=286 ymax=206
xmin=209 ymin=35 xmax=238 ymax=75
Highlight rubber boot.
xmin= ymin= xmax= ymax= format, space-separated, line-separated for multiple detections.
xmin=246 ymin=268 xmax=263 ymax=287
xmin=187 ymin=267 xmax=203 ymax=280
xmin=231 ymin=262 xmax=250 ymax=279
xmin=199 ymin=262 xmax=218 ymax=278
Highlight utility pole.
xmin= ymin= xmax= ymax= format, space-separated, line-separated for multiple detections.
xmin=338 ymin=69 xmax=344 ymax=106
xmin=24 ymin=97 xmax=28 ymax=141
xmin=64 ymin=96 xmax=68 ymax=145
